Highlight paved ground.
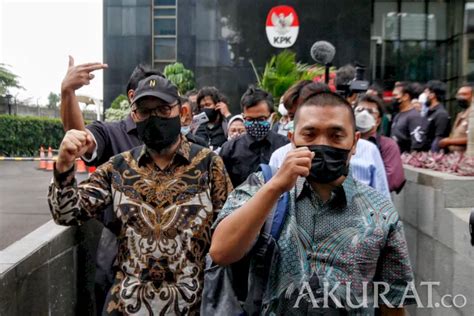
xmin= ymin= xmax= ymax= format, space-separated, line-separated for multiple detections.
xmin=0 ymin=161 xmax=87 ymax=250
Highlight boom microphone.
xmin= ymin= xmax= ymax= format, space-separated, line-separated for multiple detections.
xmin=310 ymin=41 xmax=336 ymax=65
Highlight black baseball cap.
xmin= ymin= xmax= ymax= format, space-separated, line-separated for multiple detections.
xmin=132 ymin=75 xmax=179 ymax=105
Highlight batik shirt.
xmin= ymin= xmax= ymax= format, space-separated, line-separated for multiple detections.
xmin=48 ymin=138 xmax=232 ymax=315
xmin=214 ymin=172 xmax=414 ymax=315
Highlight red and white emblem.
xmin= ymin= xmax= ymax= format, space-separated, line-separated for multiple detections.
xmin=266 ymin=5 xmax=299 ymax=48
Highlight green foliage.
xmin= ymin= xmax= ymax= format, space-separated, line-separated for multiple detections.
xmin=105 ymin=96 xmax=130 ymax=122
xmin=47 ymin=92 xmax=60 ymax=109
xmin=110 ymin=94 xmax=129 ymax=109
xmin=257 ymin=50 xmax=323 ymax=104
xmin=0 ymin=115 xmax=65 ymax=156
xmin=0 ymin=64 xmax=22 ymax=96
xmin=164 ymin=62 xmax=195 ymax=95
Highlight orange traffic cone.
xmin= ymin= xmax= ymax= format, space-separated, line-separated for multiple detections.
xmin=76 ymin=159 xmax=87 ymax=173
xmin=46 ymin=147 xmax=54 ymax=171
xmin=38 ymin=146 xmax=46 ymax=169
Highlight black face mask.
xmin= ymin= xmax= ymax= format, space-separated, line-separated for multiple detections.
xmin=136 ymin=115 xmax=181 ymax=152
xmin=302 ymin=145 xmax=351 ymax=184
xmin=203 ymin=108 xmax=219 ymax=122
xmin=392 ymin=98 xmax=401 ymax=112
xmin=457 ymin=98 xmax=470 ymax=109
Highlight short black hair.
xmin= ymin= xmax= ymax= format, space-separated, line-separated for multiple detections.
xmin=425 ymin=80 xmax=446 ymax=102
xmin=295 ymin=90 xmax=356 ymax=132
xmin=394 ymin=81 xmax=418 ymax=100
xmin=282 ymin=80 xmax=313 ymax=110
xmin=358 ymin=94 xmax=386 ymax=116
xmin=196 ymin=86 xmax=221 ymax=108
xmin=184 ymin=89 xmax=198 ymax=98
xmin=410 ymin=82 xmax=424 ymax=99
xmin=240 ymin=86 xmax=273 ymax=112
xmin=126 ymin=64 xmax=164 ymax=95
xmin=367 ymin=83 xmax=384 ymax=100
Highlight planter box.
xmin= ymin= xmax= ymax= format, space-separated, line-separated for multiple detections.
xmin=393 ymin=165 xmax=474 ymax=315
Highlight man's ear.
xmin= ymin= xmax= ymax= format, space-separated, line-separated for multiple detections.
xmin=180 ymin=105 xmax=189 ymax=123
xmin=351 ymin=131 xmax=361 ymax=156
xmin=127 ymin=90 xmax=134 ymax=102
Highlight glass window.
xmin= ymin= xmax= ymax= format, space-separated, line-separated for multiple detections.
xmin=428 ymin=1 xmax=447 ymax=40
xmin=107 ymin=7 xmax=122 ymax=36
xmin=154 ymin=38 xmax=176 ymax=60
xmin=154 ymin=8 xmax=176 ymax=17
xmin=154 ymin=0 xmax=176 ymax=6
xmin=122 ymin=0 xmax=137 ymax=5
xmin=373 ymin=1 xmax=397 ymax=38
xmin=122 ymin=8 xmax=137 ymax=36
xmin=465 ymin=3 xmax=474 ymax=33
xmin=154 ymin=18 xmax=176 ymax=35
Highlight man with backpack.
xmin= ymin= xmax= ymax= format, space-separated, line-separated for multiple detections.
xmin=208 ymin=90 xmax=414 ymax=315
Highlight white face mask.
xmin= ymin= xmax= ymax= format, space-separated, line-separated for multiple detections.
xmin=355 ymin=110 xmax=376 ymax=133
xmin=418 ymin=93 xmax=427 ymax=105
xmin=278 ymin=102 xmax=288 ymax=116
xmin=181 ymin=125 xmax=191 ymax=136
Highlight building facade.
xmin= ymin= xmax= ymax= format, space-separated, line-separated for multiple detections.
xmin=103 ymin=0 xmax=473 ymax=114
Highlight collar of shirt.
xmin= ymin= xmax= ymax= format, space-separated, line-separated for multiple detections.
xmin=294 ymin=170 xmax=356 ymax=208
xmin=368 ymin=134 xmax=382 ymax=150
xmin=124 ymin=114 xmax=137 ymax=134
xmin=137 ymin=136 xmax=192 ymax=168
xmin=245 ymin=133 xmax=271 ymax=149
xmin=427 ymin=103 xmax=443 ymax=115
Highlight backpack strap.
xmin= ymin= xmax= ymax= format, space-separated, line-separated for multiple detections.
xmin=258 ymin=164 xmax=289 ymax=241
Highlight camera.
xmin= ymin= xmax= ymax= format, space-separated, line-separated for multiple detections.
xmin=336 ymin=64 xmax=369 ymax=98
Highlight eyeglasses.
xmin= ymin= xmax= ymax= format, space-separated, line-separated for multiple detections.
xmin=354 ymin=106 xmax=379 ymax=115
xmin=133 ymin=102 xmax=179 ymax=119
xmin=242 ymin=116 xmax=270 ymax=122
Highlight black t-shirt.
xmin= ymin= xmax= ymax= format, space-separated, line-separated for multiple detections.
xmin=390 ymin=108 xmax=424 ymax=153
xmin=194 ymin=116 xmax=228 ymax=149
xmin=86 ymin=115 xmax=142 ymax=166
xmin=219 ymin=131 xmax=289 ymax=187
xmin=421 ymin=104 xmax=451 ymax=152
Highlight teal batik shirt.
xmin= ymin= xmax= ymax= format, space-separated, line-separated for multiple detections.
xmin=213 ymin=172 xmax=414 ymax=315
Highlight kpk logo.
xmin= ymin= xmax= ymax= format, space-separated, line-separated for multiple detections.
xmin=266 ymin=5 xmax=299 ymax=48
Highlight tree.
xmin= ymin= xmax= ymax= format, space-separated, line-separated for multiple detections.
xmin=0 ymin=63 xmax=22 ymax=96
xmin=253 ymin=50 xmax=327 ymax=105
xmin=110 ymin=94 xmax=129 ymax=109
xmin=105 ymin=94 xmax=130 ymax=121
xmin=164 ymin=62 xmax=195 ymax=95
xmin=47 ymin=92 xmax=60 ymax=109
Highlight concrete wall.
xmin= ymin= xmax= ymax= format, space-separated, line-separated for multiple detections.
xmin=1 ymin=165 xmax=473 ymax=315
xmin=393 ymin=165 xmax=474 ymax=316
xmin=0 ymin=98 xmax=97 ymax=121
xmin=0 ymin=220 xmax=103 ymax=315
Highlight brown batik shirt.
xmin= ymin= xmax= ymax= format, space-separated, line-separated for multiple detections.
xmin=48 ymin=137 xmax=232 ymax=315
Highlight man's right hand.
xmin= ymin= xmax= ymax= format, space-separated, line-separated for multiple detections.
xmin=61 ymin=56 xmax=108 ymax=94
xmin=270 ymin=146 xmax=314 ymax=194
xmin=56 ymin=130 xmax=93 ymax=173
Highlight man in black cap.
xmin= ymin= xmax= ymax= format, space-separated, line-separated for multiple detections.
xmin=60 ymin=58 xmax=209 ymax=314
xmin=48 ymin=75 xmax=233 ymax=315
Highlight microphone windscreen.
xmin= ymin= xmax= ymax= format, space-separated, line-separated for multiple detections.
xmin=310 ymin=41 xmax=336 ymax=65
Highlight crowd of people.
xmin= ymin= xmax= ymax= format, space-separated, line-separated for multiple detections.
xmin=46 ymin=57 xmax=471 ymax=315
